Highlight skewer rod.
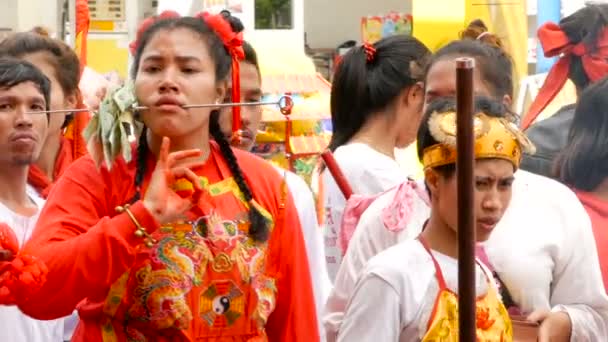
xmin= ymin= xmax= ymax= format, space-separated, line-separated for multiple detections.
xmin=456 ymin=57 xmax=476 ymax=342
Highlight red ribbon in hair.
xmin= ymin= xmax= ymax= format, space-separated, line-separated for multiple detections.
xmin=522 ymin=22 xmax=608 ymax=129
xmin=362 ymin=42 xmax=376 ymax=63
xmin=128 ymin=11 xmax=181 ymax=55
xmin=197 ymin=12 xmax=245 ymax=136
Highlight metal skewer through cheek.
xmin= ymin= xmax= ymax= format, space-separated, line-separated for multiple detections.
xmin=25 ymin=96 xmax=295 ymax=115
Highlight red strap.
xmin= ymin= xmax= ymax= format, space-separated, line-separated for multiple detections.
xmin=418 ymin=236 xmax=448 ymax=290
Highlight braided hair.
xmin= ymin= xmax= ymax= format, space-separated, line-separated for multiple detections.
xmin=130 ymin=13 xmax=270 ymax=242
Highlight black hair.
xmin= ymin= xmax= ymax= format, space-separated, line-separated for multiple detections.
xmin=242 ymin=41 xmax=260 ymax=76
xmin=0 ymin=31 xmax=81 ymax=128
xmin=429 ymin=39 xmax=514 ymax=99
xmin=416 ymin=96 xmax=510 ymax=178
xmin=555 ymin=76 xmax=608 ymax=191
xmin=328 ymin=34 xmax=431 ymax=152
xmin=0 ymin=57 xmax=51 ymax=112
xmin=130 ymin=12 xmax=270 ymax=242
xmin=558 ymin=4 xmax=608 ymax=90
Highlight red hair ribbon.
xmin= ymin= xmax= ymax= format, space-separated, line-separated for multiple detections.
xmin=197 ymin=12 xmax=245 ymax=138
xmin=128 ymin=10 xmax=181 ymax=55
xmin=362 ymin=42 xmax=376 ymax=63
xmin=522 ymin=23 xmax=608 ymax=129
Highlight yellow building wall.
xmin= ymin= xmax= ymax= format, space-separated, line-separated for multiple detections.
xmin=87 ymin=37 xmax=129 ymax=79
xmin=412 ymin=0 xmax=528 ymax=86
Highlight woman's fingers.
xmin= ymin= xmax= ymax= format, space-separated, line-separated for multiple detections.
xmin=169 ymin=167 xmax=203 ymax=203
xmin=158 ymin=137 xmax=171 ymax=166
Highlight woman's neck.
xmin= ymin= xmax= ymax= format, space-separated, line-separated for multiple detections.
xmin=147 ymin=129 xmax=212 ymax=163
xmin=420 ymin=213 xmax=459 ymax=259
xmin=349 ymin=113 xmax=397 ymax=158
xmin=36 ymin=132 xmax=62 ymax=180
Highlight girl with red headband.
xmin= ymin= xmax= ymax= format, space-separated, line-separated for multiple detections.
xmin=0 ymin=11 xmax=318 ymax=341
xmin=522 ymin=4 xmax=608 ymax=178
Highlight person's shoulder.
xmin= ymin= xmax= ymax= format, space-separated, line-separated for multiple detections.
xmin=514 ymin=169 xmax=578 ymax=201
xmin=364 ymin=239 xmax=431 ymax=285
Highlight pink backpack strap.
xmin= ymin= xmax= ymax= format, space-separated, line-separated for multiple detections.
xmin=338 ymin=179 xmax=429 ymax=256
xmin=382 ymin=179 xmax=429 ymax=232
xmin=338 ymin=193 xmax=383 ymax=255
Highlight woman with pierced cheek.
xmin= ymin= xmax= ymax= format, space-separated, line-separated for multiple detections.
xmin=0 ymin=11 xmax=318 ymax=342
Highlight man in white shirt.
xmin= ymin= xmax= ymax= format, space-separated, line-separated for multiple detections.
xmin=218 ymin=41 xmax=331 ymax=341
xmin=0 ymin=58 xmax=64 ymax=341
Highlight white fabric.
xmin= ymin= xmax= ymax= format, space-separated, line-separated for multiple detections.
xmin=274 ymin=165 xmax=330 ymax=341
xmin=0 ymin=185 xmax=65 ymax=342
xmin=322 ymin=143 xmax=406 ymax=281
xmin=325 ymin=185 xmax=429 ymax=342
xmin=337 ymin=240 xmax=490 ymax=342
xmin=324 ymin=169 xmax=608 ymax=341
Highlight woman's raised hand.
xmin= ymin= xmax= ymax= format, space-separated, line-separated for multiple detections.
xmin=143 ymin=137 xmax=205 ymax=224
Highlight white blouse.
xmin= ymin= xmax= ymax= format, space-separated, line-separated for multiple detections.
xmin=338 ymin=239 xmax=490 ymax=342
xmin=322 ymin=143 xmax=406 ymax=281
xmin=0 ymin=186 xmax=65 ymax=342
xmin=324 ymin=170 xmax=608 ymax=342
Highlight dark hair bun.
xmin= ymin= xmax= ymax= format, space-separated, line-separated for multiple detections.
xmin=460 ymin=19 xmax=504 ymax=49
xmin=220 ymin=10 xmax=244 ymax=33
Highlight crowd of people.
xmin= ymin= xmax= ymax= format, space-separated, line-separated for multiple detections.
xmin=1 ymin=3 xmax=608 ymax=342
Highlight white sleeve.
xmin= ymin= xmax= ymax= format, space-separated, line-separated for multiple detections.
xmin=324 ymin=193 xmax=402 ymax=342
xmin=337 ymin=274 xmax=402 ymax=342
xmin=550 ymin=197 xmax=608 ymax=341
xmin=284 ymin=170 xmax=332 ymax=341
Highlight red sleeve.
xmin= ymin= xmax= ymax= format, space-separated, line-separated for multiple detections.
xmin=18 ymin=156 xmax=160 ymax=320
xmin=264 ymin=188 xmax=320 ymax=341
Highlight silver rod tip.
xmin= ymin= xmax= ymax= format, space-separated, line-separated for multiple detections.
xmin=455 ymin=57 xmax=475 ymax=69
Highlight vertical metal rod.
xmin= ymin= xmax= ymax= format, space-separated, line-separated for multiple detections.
xmin=456 ymin=57 xmax=476 ymax=342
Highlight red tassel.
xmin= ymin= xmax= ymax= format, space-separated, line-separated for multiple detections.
xmin=0 ymin=223 xmax=48 ymax=304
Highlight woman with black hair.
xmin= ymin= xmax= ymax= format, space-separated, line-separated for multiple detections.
xmin=522 ymin=3 xmax=608 ymax=178
xmin=0 ymin=11 xmax=318 ymax=341
xmin=555 ymin=76 xmax=608 ymax=293
xmin=322 ymin=36 xmax=431 ymax=281
xmin=338 ymin=96 xmax=524 ymax=341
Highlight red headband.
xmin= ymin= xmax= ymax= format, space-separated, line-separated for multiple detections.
xmin=522 ymin=22 xmax=608 ymax=129
xmin=129 ymin=11 xmax=245 ymax=137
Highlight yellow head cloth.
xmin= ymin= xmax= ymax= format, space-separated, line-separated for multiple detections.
xmin=421 ymin=111 xmax=535 ymax=170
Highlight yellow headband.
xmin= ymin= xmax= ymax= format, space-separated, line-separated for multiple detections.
xmin=421 ymin=111 xmax=535 ymax=170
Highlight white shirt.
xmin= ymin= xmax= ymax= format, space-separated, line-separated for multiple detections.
xmin=274 ymin=165 xmax=330 ymax=341
xmin=325 ymin=170 xmax=608 ymax=341
xmin=338 ymin=240 xmax=490 ymax=342
xmin=0 ymin=185 xmax=65 ymax=342
xmin=322 ymin=143 xmax=406 ymax=281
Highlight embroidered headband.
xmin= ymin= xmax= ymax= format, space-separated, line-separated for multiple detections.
xmin=523 ymin=23 xmax=608 ymax=129
xmin=421 ymin=111 xmax=535 ymax=170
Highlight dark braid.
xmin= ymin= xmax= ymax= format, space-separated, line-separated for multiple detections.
xmin=130 ymin=126 xmax=149 ymax=204
xmin=209 ymin=110 xmax=269 ymax=242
